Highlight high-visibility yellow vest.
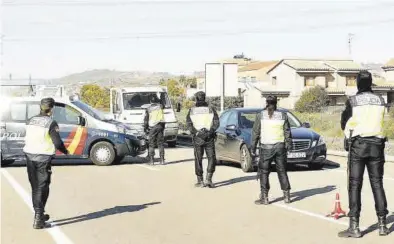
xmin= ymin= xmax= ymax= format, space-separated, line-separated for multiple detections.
xmin=260 ymin=110 xmax=285 ymax=144
xmin=148 ymin=104 xmax=164 ymax=127
xmin=345 ymin=93 xmax=385 ymax=138
xmin=23 ymin=116 xmax=56 ymax=155
xmin=190 ymin=106 xmax=214 ymax=131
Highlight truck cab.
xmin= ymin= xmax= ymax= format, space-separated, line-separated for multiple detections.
xmin=110 ymin=86 xmax=179 ymax=147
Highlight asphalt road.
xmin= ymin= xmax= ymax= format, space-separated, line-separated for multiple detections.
xmin=1 ymin=146 xmax=394 ymax=244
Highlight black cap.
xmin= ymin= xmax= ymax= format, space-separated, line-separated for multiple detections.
xmin=266 ymin=95 xmax=278 ymax=105
xmin=40 ymin=97 xmax=55 ymax=110
xmin=357 ymin=70 xmax=372 ymax=93
xmin=195 ymin=91 xmax=206 ymax=102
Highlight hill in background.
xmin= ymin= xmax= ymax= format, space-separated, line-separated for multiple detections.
xmin=50 ymin=69 xmax=179 ymax=94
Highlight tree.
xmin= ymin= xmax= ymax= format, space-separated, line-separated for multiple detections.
xmin=294 ymin=86 xmax=329 ymax=113
xmin=80 ymin=84 xmax=110 ymax=109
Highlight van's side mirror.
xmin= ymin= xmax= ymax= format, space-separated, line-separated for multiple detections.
xmin=302 ymin=122 xmax=311 ymax=128
xmin=176 ymin=103 xmax=181 ymax=112
xmin=78 ymin=116 xmax=86 ymax=126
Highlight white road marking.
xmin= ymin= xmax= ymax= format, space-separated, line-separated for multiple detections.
xmin=1 ymin=169 xmax=74 ymax=244
xmin=136 ymin=164 xmax=160 ymax=171
xmin=272 ymin=202 xmax=368 ymax=230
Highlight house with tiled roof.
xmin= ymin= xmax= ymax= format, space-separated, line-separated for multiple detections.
xmin=256 ymin=58 xmax=394 ymax=109
xmin=382 ymin=58 xmax=394 ymax=82
xmin=237 ymin=61 xmax=279 ymax=107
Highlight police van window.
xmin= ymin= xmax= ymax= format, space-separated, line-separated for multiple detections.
xmin=53 ymin=104 xmax=81 ymax=125
xmin=27 ymin=103 xmax=40 ymax=120
xmin=10 ymin=103 xmax=27 ymax=121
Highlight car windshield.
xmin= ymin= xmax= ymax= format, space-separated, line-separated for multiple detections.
xmin=72 ymin=100 xmax=108 ymax=121
xmin=123 ymin=92 xmax=171 ymax=109
xmin=239 ymin=111 xmax=302 ymax=128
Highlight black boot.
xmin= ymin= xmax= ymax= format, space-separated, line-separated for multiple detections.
xmin=378 ymin=216 xmax=390 ymax=236
xmin=338 ymin=217 xmax=362 ymax=238
xmin=283 ymin=190 xmax=291 ymax=204
xmin=33 ymin=212 xmax=49 ymax=229
xmin=195 ymin=176 xmax=204 ymax=187
xmin=255 ymin=190 xmax=269 ymax=205
xmin=148 ymin=156 xmax=154 ymax=165
xmin=205 ymin=173 xmax=214 ymax=188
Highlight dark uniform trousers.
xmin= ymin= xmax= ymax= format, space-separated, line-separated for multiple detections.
xmin=193 ymin=139 xmax=216 ymax=177
xmin=348 ymin=137 xmax=388 ymax=218
xmin=148 ymin=122 xmax=165 ymax=158
xmin=26 ymin=156 xmax=52 ymax=213
xmin=259 ymin=143 xmax=291 ymax=191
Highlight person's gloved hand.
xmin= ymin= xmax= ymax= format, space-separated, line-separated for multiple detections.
xmin=197 ymin=128 xmax=208 ymax=139
xmin=286 ymin=141 xmax=292 ymax=151
xmin=250 ymin=146 xmax=256 ymax=157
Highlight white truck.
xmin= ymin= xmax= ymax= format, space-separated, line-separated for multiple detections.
xmin=110 ymin=86 xmax=179 ymax=147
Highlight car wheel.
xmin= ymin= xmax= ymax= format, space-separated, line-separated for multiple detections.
xmin=90 ymin=141 xmax=116 ymax=166
xmin=240 ymin=145 xmax=253 ymax=172
xmin=308 ymin=163 xmax=325 ymax=170
xmin=167 ymin=141 xmax=177 ymax=148
xmin=114 ymin=156 xmax=125 ymax=164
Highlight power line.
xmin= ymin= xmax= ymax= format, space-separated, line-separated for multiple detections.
xmin=3 ymin=18 xmax=394 ymax=42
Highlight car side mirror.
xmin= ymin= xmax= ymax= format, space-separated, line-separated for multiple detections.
xmin=78 ymin=116 xmax=86 ymax=126
xmin=176 ymin=103 xmax=181 ymax=112
xmin=302 ymin=122 xmax=311 ymax=128
xmin=226 ymin=124 xmax=237 ymax=131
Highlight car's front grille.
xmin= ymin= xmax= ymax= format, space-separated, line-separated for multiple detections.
xmin=292 ymin=139 xmax=311 ymax=151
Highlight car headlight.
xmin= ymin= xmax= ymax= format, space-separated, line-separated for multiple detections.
xmin=126 ymin=129 xmax=141 ymax=136
xmin=317 ymin=136 xmax=325 ymax=146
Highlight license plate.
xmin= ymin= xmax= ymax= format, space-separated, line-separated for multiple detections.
xmin=287 ymin=152 xmax=306 ymax=158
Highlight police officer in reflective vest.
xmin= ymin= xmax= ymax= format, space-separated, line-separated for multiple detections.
xmin=339 ymin=71 xmax=390 ymax=238
xmin=23 ymin=98 xmax=69 ymax=229
xmin=144 ymin=95 xmax=165 ymax=165
xmin=251 ymin=96 xmax=292 ymax=205
xmin=186 ymin=91 xmax=219 ymax=188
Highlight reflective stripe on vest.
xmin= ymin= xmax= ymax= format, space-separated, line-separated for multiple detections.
xmin=190 ymin=106 xmax=214 ymax=131
xmin=148 ymin=104 xmax=164 ymax=127
xmin=260 ymin=111 xmax=285 ymax=144
xmin=345 ymin=93 xmax=385 ymax=138
xmin=23 ymin=116 xmax=56 ymax=155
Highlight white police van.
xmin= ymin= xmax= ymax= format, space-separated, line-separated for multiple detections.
xmin=0 ymin=96 xmax=146 ymax=166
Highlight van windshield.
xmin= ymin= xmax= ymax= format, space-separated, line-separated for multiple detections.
xmin=72 ymin=100 xmax=108 ymax=121
xmin=123 ymin=92 xmax=171 ymax=109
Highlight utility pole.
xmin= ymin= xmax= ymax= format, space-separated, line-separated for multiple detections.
xmin=348 ymin=33 xmax=354 ymax=58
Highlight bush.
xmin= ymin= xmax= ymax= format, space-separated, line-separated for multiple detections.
xmin=206 ymin=96 xmax=244 ymax=111
xmin=389 ymin=107 xmax=394 ymax=118
xmin=295 ymin=86 xmax=329 ymax=113
xmin=182 ymin=99 xmax=194 ymax=110
xmin=80 ymin=84 xmax=110 ymax=109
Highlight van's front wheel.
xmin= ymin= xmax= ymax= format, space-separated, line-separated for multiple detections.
xmin=90 ymin=141 xmax=116 ymax=166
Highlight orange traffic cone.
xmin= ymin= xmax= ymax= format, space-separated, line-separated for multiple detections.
xmin=327 ymin=193 xmax=346 ymax=219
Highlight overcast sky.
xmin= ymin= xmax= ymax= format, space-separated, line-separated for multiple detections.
xmin=1 ymin=0 xmax=394 ymax=79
